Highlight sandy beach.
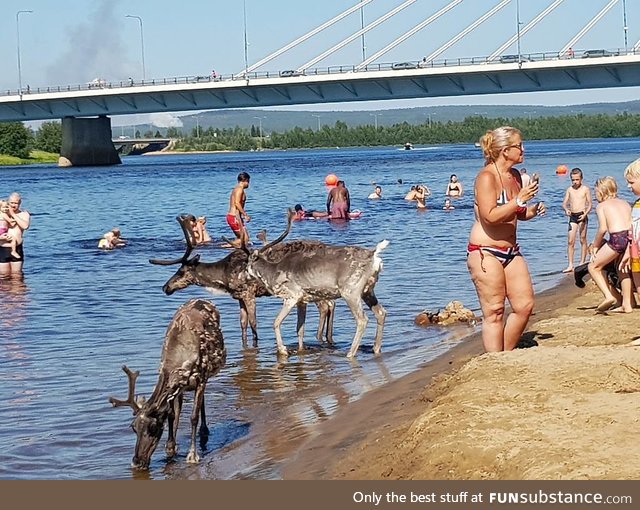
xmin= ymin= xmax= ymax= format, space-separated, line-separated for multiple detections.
xmin=284 ymin=278 xmax=640 ymax=480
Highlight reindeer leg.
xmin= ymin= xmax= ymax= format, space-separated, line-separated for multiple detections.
xmin=273 ymin=299 xmax=297 ymax=357
xmin=296 ymin=303 xmax=307 ymax=352
xmin=316 ymin=302 xmax=326 ymax=343
xmin=326 ymin=300 xmax=336 ymax=346
xmin=186 ymin=385 xmax=205 ymax=464
xmin=344 ymin=294 xmax=369 ymax=358
xmin=199 ymin=387 xmax=209 ymax=452
xmin=166 ymin=394 xmax=183 ymax=458
xmin=239 ymin=301 xmax=249 ymax=349
xmin=364 ymin=291 xmax=386 ymax=355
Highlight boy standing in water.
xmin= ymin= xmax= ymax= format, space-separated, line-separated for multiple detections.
xmin=227 ymin=172 xmax=251 ymax=248
xmin=562 ymin=167 xmax=592 ymax=272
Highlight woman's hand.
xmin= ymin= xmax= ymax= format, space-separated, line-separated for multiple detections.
xmin=535 ymin=202 xmax=546 ymax=217
xmin=517 ymin=181 xmax=539 ymax=204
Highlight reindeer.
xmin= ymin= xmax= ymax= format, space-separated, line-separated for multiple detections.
xmin=109 ymin=299 xmax=226 ymax=470
xmin=150 ymin=215 xmax=335 ymax=349
xmin=244 ymin=210 xmax=389 ymax=358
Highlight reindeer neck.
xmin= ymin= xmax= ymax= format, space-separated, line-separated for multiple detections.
xmin=144 ymin=372 xmax=181 ymax=418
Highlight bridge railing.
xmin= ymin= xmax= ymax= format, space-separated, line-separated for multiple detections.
xmin=3 ymin=46 xmax=638 ymax=98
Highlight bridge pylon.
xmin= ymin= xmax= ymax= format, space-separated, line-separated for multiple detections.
xmin=58 ymin=116 xmax=121 ymax=167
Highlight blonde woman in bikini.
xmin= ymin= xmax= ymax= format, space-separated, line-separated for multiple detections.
xmin=467 ymin=127 xmax=545 ymax=352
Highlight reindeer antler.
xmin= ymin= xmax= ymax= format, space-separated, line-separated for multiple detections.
xmin=149 ymin=215 xmax=197 ymax=265
xmin=259 ymin=209 xmax=295 ymax=252
xmin=109 ymin=365 xmax=143 ymax=415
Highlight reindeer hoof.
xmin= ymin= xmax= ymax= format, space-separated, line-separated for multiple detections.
xmin=186 ymin=450 xmax=201 ymax=464
xmin=277 ymin=348 xmax=290 ymax=358
xmin=165 ymin=443 xmax=177 ymax=458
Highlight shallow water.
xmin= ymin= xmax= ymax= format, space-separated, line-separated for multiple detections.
xmin=1 ymin=138 xmax=638 ymax=479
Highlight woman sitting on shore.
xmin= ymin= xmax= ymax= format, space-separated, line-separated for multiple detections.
xmin=467 ymin=126 xmax=544 ymax=352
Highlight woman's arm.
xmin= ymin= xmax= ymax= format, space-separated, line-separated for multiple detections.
xmin=475 ymin=172 xmax=529 ymax=225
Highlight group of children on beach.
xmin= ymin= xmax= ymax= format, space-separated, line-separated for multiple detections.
xmin=564 ymin=160 xmax=640 ymax=314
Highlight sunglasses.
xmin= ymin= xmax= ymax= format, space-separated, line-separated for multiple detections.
xmin=507 ymin=142 xmax=524 ymax=151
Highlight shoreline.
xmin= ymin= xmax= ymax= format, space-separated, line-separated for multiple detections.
xmin=283 ymin=276 xmax=640 ymax=480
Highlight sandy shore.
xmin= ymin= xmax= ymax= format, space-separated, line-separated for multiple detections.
xmin=283 ymin=278 xmax=640 ymax=480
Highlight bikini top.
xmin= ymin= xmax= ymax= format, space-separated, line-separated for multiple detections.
xmin=448 ymin=183 xmax=460 ymax=191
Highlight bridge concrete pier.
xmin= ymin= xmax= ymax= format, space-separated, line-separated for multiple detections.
xmin=58 ymin=116 xmax=121 ymax=167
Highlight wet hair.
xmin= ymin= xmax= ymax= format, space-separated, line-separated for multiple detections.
xmin=479 ymin=126 xmax=522 ymax=163
xmin=237 ymin=172 xmax=250 ymax=182
xmin=450 ymin=174 xmax=457 ymax=181
xmin=594 ymin=176 xmax=618 ymax=201
xmin=570 ymin=167 xmax=583 ymax=178
xmin=624 ymin=158 xmax=640 ymax=180
xmin=337 ymin=180 xmax=345 ymax=186
xmin=294 ymin=204 xmax=303 ymax=212
xmin=375 ymin=186 xmax=381 ymax=191
xmin=112 ymin=227 xmax=121 ymax=235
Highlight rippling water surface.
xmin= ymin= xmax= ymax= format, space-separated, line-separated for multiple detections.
xmin=1 ymin=138 xmax=639 ymax=479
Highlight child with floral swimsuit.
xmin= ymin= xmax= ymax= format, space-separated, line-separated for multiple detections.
xmin=0 ymin=200 xmax=20 ymax=259
xmin=587 ymin=177 xmax=632 ymax=313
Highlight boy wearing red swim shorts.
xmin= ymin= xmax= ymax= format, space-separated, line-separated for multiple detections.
xmin=227 ymin=172 xmax=251 ymax=248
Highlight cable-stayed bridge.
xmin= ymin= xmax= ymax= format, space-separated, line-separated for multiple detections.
xmin=0 ymin=0 xmax=638 ymax=165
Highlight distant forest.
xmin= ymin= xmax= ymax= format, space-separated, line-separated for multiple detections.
xmin=171 ymin=112 xmax=640 ymax=152
xmin=2 ymin=112 xmax=640 ymax=159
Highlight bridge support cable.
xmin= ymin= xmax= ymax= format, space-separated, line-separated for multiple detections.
xmin=488 ymin=0 xmax=566 ymax=61
xmin=423 ymin=0 xmax=512 ymax=64
xmin=559 ymin=0 xmax=620 ymax=55
xmin=634 ymin=39 xmax=640 ymax=52
xmin=233 ymin=0 xmax=373 ymax=78
xmin=355 ymin=0 xmax=464 ymax=70
xmin=296 ymin=0 xmax=417 ymax=73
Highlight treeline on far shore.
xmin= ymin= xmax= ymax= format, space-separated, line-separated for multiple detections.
xmin=2 ymin=112 xmax=640 ymax=163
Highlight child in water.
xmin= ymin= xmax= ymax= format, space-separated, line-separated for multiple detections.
xmin=588 ymin=177 xmax=632 ymax=313
xmin=0 ymin=200 xmax=20 ymax=259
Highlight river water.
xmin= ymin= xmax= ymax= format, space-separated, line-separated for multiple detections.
xmin=1 ymin=138 xmax=638 ymax=479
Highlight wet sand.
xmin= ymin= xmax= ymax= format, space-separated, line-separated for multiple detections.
xmin=283 ymin=278 xmax=640 ymax=480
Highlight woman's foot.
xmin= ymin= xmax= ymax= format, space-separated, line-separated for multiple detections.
xmin=562 ymin=266 xmax=574 ymax=273
xmin=596 ymin=298 xmax=617 ymax=313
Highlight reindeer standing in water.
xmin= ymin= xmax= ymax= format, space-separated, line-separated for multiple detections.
xmin=243 ymin=210 xmax=389 ymax=358
xmin=109 ymin=299 xmax=226 ymax=470
xmin=150 ymin=215 xmax=334 ymax=349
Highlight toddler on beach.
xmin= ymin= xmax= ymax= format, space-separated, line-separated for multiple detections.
xmin=0 ymin=200 xmax=20 ymax=259
xmin=622 ymin=159 xmax=640 ymax=308
xmin=587 ymin=177 xmax=632 ymax=313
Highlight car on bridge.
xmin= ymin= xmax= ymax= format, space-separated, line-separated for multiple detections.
xmin=279 ymin=69 xmax=305 ymax=77
xmin=391 ymin=62 xmax=418 ymax=70
xmin=581 ymin=49 xmax=618 ymax=58
xmin=499 ymin=54 xmax=530 ymax=64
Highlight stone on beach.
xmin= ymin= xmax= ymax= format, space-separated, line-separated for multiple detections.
xmin=414 ymin=300 xmax=478 ymax=326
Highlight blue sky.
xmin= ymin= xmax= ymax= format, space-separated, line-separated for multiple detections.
xmin=1 ymin=0 xmax=639 ymax=120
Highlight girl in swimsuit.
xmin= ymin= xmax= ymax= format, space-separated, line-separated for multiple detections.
xmin=467 ymin=127 xmax=544 ymax=352
xmin=446 ymin=174 xmax=463 ymax=197
xmin=588 ymin=176 xmax=633 ymax=313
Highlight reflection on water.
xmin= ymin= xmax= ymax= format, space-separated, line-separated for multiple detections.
xmin=1 ymin=139 xmax=639 ymax=479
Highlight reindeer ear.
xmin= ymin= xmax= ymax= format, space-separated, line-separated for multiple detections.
xmin=187 ymin=254 xmax=201 ymax=265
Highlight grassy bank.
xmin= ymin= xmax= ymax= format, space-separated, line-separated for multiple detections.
xmin=0 ymin=150 xmax=59 ymax=166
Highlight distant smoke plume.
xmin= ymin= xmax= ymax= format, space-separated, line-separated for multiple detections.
xmin=149 ymin=113 xmax=184 ymax=128
xmin=46 ymin=0 xmax=136 ymax=86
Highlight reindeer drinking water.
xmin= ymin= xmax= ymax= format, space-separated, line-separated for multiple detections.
xmin=109 ymin=299 xmax=226 ymax=470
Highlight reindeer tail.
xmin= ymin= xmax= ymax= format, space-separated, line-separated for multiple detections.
xmin=373 ymin=239 xmax=390 ymax=272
